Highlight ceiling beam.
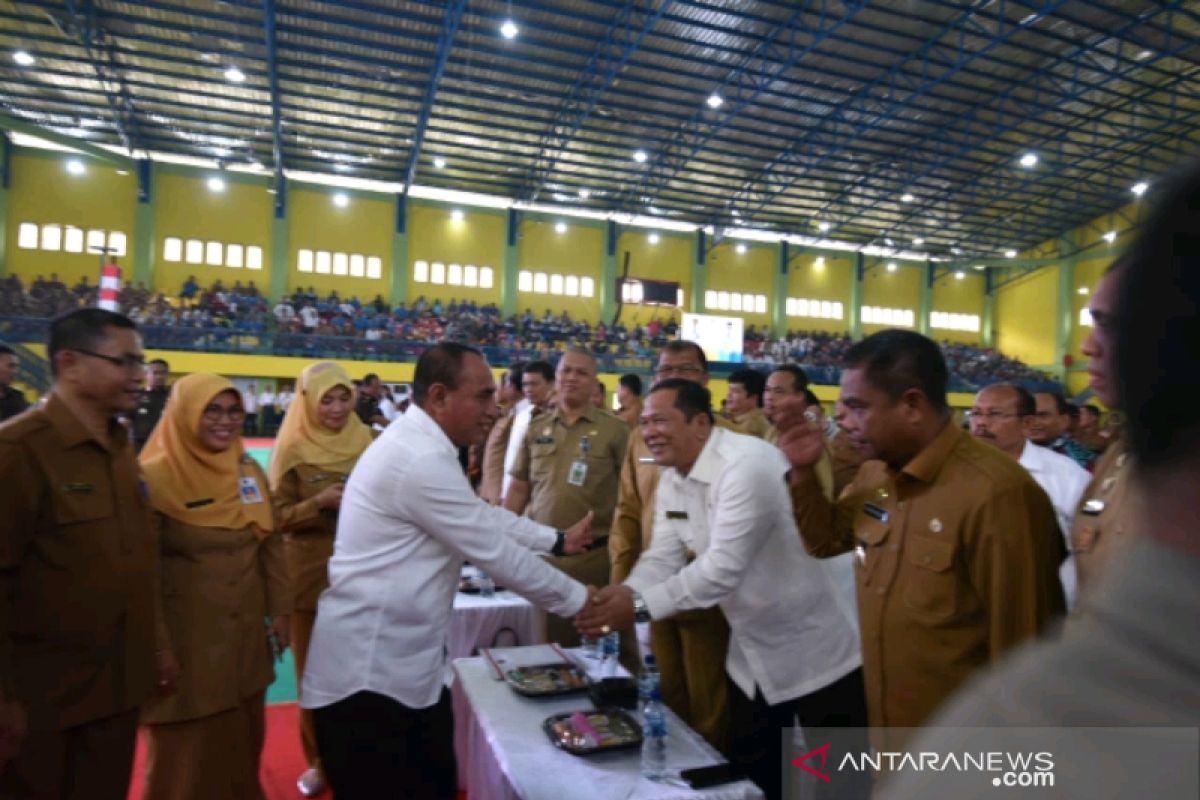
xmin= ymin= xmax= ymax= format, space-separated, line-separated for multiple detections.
xmin=400 ymin=0 xmax=467 ymax=197
xmin=60 ymin=0 xmax=142 ymax=155
xmin=0 ymin=112 xmax=133 ymax=168
xmin=263 ymin=0 xmax=286 ymax=215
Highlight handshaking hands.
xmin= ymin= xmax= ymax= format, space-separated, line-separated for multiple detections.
xmin=575 ymin=584 xmax=636 ymax=637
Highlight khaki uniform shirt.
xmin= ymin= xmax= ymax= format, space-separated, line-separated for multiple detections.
xmin=478 ymin=406 xmax=517 ymax=504
xmin=0 ymin=394 xmax=157 ymax=730
xmin=725 ymin=407 xmax=773 ymax=439
xmin=1070 ymin=438 xmax=1135 ymax=607
xmin=273 ymin=464 xmax=345 ymax=612
xmin=829 ymin=428 xmax=866 ymax=498
xmin=511 ymin=405 xmax=628 ymax=536
xmin=616 ymin=402 xmax=642 ymax=429
xmin=791 ymin=422 xmax=1065 ymax=744
xmin=145 ymin=460 xmax=290 ymax=724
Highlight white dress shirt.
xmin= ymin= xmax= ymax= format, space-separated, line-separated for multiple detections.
xmin=626 ymin=427 xmax=861 ymax=706
xmin=500 ymin=398 xmax=533 ymax=499
xmin=301 ymin=404 xmax=587 ymax=711
xmin=1018 ymin=440 xmax=1092 ymax=609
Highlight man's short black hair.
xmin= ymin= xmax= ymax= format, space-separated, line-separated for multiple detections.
xmin=1114 ymin=159 xmax=1200 ymax=469
xmin=843 ymin=330 xmax=948 ymax=413
xmin=803 ymin=388 xmax=821 ymax=407
xmin=1038 ymin=391 xmax=1069 ymax=416
xmin=148 ymin=358 xmax=169 ymax=369
xmin=522 ymin=360 xmax=554 ymax=383
xmin=988 ymin=383 xmax=1036 ymax=417
xmin=619 ymin=373 xmax=643 ymax=396
xmin=662 ymin=340 xmax=708 ymax=373
xmin=771 ymin=364 xmax=810 ymax=394
xmin=506 ymin=362 xmax=525 ymax=389
xmin=0 ymin=345 xmax=14 ymax=358
xmin=413 ymin=343 xmax=483 ymax=406
xmin=47 ymin=308 xmax=138 ymax=377
xmin=649 ymin=378 xmax=714 ymax=424
xmin=1065 ymin=401 xmax=1080 ymax=420
xmin=362 ymin=373 xmax=380 ymax=385
xmin=728 ymin=368 xmax=766 ymax=403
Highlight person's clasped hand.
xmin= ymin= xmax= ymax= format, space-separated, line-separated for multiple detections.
xmin=562 ymin=510 xmax=595 ymax=554
xmin=575 ymin=584 xmax=635 ymax=637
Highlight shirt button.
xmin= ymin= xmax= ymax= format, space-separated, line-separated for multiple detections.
xmin=876 ymin=586 xmax=886 ymax=595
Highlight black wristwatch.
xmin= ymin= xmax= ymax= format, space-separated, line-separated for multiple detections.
xmin=632 ymin=591 xmax=651 ymax=623
xmin=551 ymin=529 xmax=567 ymax=557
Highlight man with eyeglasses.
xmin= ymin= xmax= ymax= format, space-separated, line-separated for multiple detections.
xmin=129 ymin=357 xmax=170 ymax=452
xmin=0 ymin=308 xmax=160 ymax=798
xmin=968 ymin=383 xmax=1089 ymax=608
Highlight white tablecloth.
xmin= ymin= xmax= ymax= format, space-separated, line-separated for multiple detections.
xmin=449 ymin=587 xmax=540 ymax=659
xmin=452 ymin=650 xmax=764 ymax=800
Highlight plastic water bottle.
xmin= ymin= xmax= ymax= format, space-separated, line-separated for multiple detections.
xmin=477 ymin=571 xmax=495 ymax=598
xmin=638 ymin=654 xmax=660 ymax=711
xmin=601 ymin=630 xmax=620 ymax=676
xmin=641 ymin=688 xmax=668 ymax=780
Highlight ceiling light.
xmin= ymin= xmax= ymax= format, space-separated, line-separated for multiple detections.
xmin=731 ymin=209 xmax=740 ymax=218
xmin=886 ymin=262 xmax=897 ymax=272
xmin=951 ymin=247 xmax=964 ymax=255
xmin=633 ymin=150 xmax=648 ymax=163
xmin=1019 ymin=152 xmax=1038 ymax=168
xmin=1131 ymin=181 xmax=1148 ymax=196
xmin=648 ymin=233 xmax=660 ymax=245
xmin=974 ymin=264 xmax=986 ymax=271
xmin=578 ymin=189 xmax=590 ymax=200
xmin=116 ymin=169 xmax=129 ymax=176
xmin=13 ymin=50 xmax=34 ymax=67
xmin=1005 ymin=249 xmax=1017 ymax=258
xmin=817 ymin=221 xmax=831 ymax=232
xmin=901 ymin=193 xmax=914 ymax=203
xmin=434 ymin=157 xmax=447 ymax=169
xmin=451 ymin=209 xmax=464 ymax=222
xmin=912 ymin=237 xmax=924 ymax=246
xmin=555 ymin=221 xmax=567 ymax=234
xmin=814 ymin=257 xmax=825 ymax=269
xmin=207 ymin=176 xmax=225 ymax=192
xmin=500 ymin=19 xmax=519 ymax=39
xmin=1137 ymin=49 xmax=1153 ymax=60
xmin=884 ymin=238 xmax=895 ymax=247
xmin=1103 ymin=231 xmax=1117 ymax=243
xmin=954 ymin=270 xmax=965 ymax=280
xmin=224 ymin=66 xmax=246 ymax=83
xmin=706 ymin=93 xmax=724 ymax=109
xmin=736 ymin=243 xmax=746 ymax=254
xmin=333 ymin=192 xmax=349 ymax=208
xmin=1078 ymin=287 xmax=1090 ymax=295
xmin=66 ymin=159 xmax=85 ymax=175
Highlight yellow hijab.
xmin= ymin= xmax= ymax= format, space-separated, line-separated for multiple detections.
xmin=140 ymin=373 xmax=274 ymax=534
xmin=267 ymin=361 xmax=373 ymax=491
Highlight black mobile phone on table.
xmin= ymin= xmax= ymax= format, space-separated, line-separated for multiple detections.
xmin=680 ymin=763 xmax=745 ymax=789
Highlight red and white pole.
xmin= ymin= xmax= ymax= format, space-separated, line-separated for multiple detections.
xmin=98 ymin=262 xmax=122 ymax=311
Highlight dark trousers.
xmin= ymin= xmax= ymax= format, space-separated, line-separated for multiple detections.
xmin=727 ymin=667 xmax=871 ymax=800
xmin=0 ymin=708 xmax=139 ymax=800
xmin=313 ymin=689 xmax=457 ymax=800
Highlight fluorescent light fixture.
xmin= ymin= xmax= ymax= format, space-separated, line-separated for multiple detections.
xmin=1005 ymin=249 xmax=1017 ymax=258
xmin=706 ymin=93 xmax=724 ymax=109
xmin=814 ymin=257 xmax=825 ymax=268
xmin=500 ymin=20 xmax=519 ymax=39
xmin=333 ymin=192 xmax=349 ymax=208
xmin=13 ymin=50 xmax=34 ymax=66
xmin=66 ymin=159 xmax=85 ymax=175
xmin=884 ymin=238 xmax=894 ymax=247
xmin=1019 ymin=152 xmax=1038 ymax=168
xmin=912 ymin=237 xmax=924 ymax=246
xmin=555 ymin=221 xmax=567 ymax=234
xmin=954 ymin=270 xmax=965 ymax=280
xmin=1078 ymin=287 xmax=1090 ymax=295
xmin=1131 ymin=181 xmax=1148 ymax=196
xmin=1103 ymin=230 xmax=1117 ymax=243
xmin=648 ymin=233 xmax=660 ymax=245
xmin=974 ymin=264 xmax=986 ymax=271
xmin=225 ymin=66 xmax=246 ymax=83
xmin=817 ymin=221 xmax=830 ymax=232
xmin=736 ymin=243 xmax=747 ymax=254
xmin=886 ymin=262 xmax=897 ymax=272
xmin=434 ymin=157 xmax=447 ymax=169
xmin=451 ymin=209 xmax=464 ymax=222
xmin=633 ymin=150 xmax=648 ymax=163
xmin=578 ymin=189 xmax=590 ymax=199
xmin=207 ymin=176 xmax=225 ymax=192
xmin=901 ymin=193 xmax=914 ymax=203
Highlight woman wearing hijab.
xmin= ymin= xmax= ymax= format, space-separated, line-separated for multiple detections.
xmin=268 ymin=361 xmax=373 ymax=798
xmin=139 ymin=373 xmax=291 ymax=799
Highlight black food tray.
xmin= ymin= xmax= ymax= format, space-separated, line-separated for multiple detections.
xmin=543 ymin=708 xmax=644 ymax=756
xmin=504 ymin=663 xmax=589 ymax=697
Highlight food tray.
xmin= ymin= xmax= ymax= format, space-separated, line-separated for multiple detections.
xmin=504 ymin=663 xmax=589 ymax=697
xmin=543 ymin=708 xmax=643 ymax=755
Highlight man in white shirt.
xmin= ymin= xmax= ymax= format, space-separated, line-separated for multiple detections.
xmin=969 ymin=383 xmax=1090 ymax=608
xmin=579 ymin=379 xmax=866 ymax=800
xmin=301 ymin=343 xmax=595 ymax=799
xmin=257 ymin=386 xmax=277 ymax=435
xmin=500 ymin=360 xmax=553 ymax=501
xmin=241 ymin=381 xmax=259 ymax=436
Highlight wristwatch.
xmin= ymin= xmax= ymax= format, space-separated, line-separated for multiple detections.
xmin=551 ymin=530 xmax=567 ymax=557
xmin=632 ymin=591 xmax=651 ymax=623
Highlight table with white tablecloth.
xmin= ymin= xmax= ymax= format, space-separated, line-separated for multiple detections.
xmin=449 ymin=585 xmax=541 ymax=660
xmin=452 ymin=647 xmax=764 ymax=800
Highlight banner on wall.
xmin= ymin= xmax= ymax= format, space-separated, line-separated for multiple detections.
xmin=680 ymin=312 xmax=744 ymax=363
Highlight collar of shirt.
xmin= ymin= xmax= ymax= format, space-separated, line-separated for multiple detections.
xmin=393 ymin=401 xmax=457 ymax=459
xmin=45 ymin=393 xmax=126 ymax=453
xmin=675 ymin=426 xmax=726 ymax=486
xmin=899 ymin=419 xmax=962 ymax=486
xmin=547 ymin=403 xmax=600 ymax=427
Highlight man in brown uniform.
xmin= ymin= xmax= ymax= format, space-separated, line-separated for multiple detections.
xmin=478 ymin=364 xmax=524 ymax=504
xmin=1071 ymin=263 xmax=1136 ymax=606
xmin=609 ymin=341 xmax=746 ymax=750
xmin=0 ymin=308 xmax=159 ymax=797
xmin=722 ymin=368 xmax=772 ymax=438
xmin=775 ymin=330 xmax=1065 ymax=749
xmin=506 ymin=349 xmax=628 ymax=646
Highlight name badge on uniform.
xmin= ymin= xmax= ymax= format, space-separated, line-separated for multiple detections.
xmin=239 ymin=476 xmax=265 ymax=505
xmin=534 ymin=436 xmax=555 ymax=445
xmin=61 ymin=482 xmax=95 ymax=494
xmin=666 ymin=510 xmax=688 ymax=520
xmin=567 ymin=460 xmax=588 ymax=487
xmin=186 ymin=498 xmax=214 ymax=509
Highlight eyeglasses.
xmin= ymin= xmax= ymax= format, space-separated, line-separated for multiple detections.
xmin=202 ymin=405 xmax=246 ymax=422
xmin=654 ymin=365 xmax=705 ymax=378
xmin=73 ymin=349 xmax=146 ymax=371
xmin=967 ymin=410 xmax=1023 ymax=422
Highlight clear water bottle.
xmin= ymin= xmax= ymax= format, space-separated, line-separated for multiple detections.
xmin=641 ymin=688 xmax=668 ymax=781
xmin=638 ymin=654 xmax=660 ymax=711
xmin=601 ymin=630 xmax=620 ymax=675
xmin=477 ymin=570 xmax=495 ymax=598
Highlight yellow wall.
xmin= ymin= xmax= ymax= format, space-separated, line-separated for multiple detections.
xmin=930 ymin=270 xmax=985 ymax=344
xmin=996 ymin=267 xmax=1057 ymax=365
xmin=155 ymin=169 xmax=274 ymax=297
xmin=516 ymin=216 xmax=604 ymax=323
xmin=5 ymin=149 xmax=138 ymax=286
xmin=785 ymin=254 xmax=852 ymax=335
xmin=407 ymin=203 xmax=506 ymax=310
xmin=287 ymin=186 xmax=393 ymax=300
xmin=705 ymin=241 xmax=774 ymax=330
xmin=615 ymin=229 xmax=691 ymax=328
xmin=861 ymin=260 xmax=921 ymax=336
